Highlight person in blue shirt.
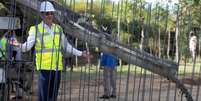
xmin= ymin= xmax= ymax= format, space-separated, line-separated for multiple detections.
xmin=100 ymin=52 xmax=118 ymax=99
xmin=99 ymin=25 xmax=118 ymax=99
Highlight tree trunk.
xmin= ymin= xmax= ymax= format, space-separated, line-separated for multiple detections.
xmin=158 ymin=26 xmax=161 ymax=58
xmin=175 ymin=20 xmax=179 ymax=62
xmin=140 ymin=28 xmax=144 ymax=50
xmin=167 ymin=28 xmax=170 ymax=59
xmin=140 ymin=17 xmax=145 ymax=51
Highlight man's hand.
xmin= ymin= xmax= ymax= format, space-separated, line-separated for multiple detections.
xmin=82 ymin=51 xmax=93 ymax=63
xmin=9 ymin=39 xmax=20 ymax=46
xmin=82 ymin=51 xmax=92 ymax=58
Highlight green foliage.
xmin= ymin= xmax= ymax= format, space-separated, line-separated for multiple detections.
xmin=119 ymin=31 xmax=131 ymax=43
xmin=58 ymin=0 xmax=201 ymax=59
xmin=0 ymin=3 xmax=8 ymax=16
xmin=193 ymin=0 xmax=200 ymax=4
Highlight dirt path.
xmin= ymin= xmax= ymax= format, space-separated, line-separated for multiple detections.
xmin=9 ymin=72 xmax=201 ymax=101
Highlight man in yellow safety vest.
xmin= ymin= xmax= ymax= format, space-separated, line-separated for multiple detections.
xmin=13 ymin=1 xmax=90 ymax=101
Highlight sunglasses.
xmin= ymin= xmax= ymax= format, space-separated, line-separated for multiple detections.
xmin=43 ymin=12 xmax=54 ymax=16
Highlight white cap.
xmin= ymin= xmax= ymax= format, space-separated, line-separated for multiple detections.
xmin=40 ymin=1 xmax=55 ymax=12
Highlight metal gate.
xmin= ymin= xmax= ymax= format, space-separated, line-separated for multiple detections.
xmin=0 ymin=0 xmax=201 ymax=101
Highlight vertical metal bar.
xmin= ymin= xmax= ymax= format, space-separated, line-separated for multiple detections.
xmin=124 ymin=64 xmax=131 ymax=101
xmin=137 ymin=1 xmax=145 ymax=100
xmin=142 ymin=3 xmax=152 ymax=101
xmin=173 ymin=4 xmax=180 ymax=101
xmin=195 ymin=62 xmax=201 ymax=101
xmin=131 ymin=1 xmax=138 ymax=100
xmin=78 ymin=64 xmax=83 ymax=101
xmin=62 ymin=0 xmax=68 ymax=100
xmin=123 ymin=0 xmax=131 ymax=101
xmin=157 ymin=2 xmax=164 ymax=100
xmin=8 ymin=0 xmax=21 ymax=100
xmin=86 ymin=0 xmax=98 ymax=100
xmin=141 ymin=70 xmax=147 ymax=101
xmin=96 ymin=64 xmax=101 ymax=101
xmin=149 ymin=72 xmax=154 ymax=101
xmin=84 ymin=0 xmax=93 ymax=100
xmin=28 ymin=0 xmax=40 ymax=100
xmin=164 ymin=3 xmax=172 ymax=101
xmin=158 ymin=77 xmax=163 ymax=101
xmin=175 ymin=4 xmax=184 ymax=99
xmin=40 ymin=1 xmax=56 ymax=99
xmin=131 ymin=66 xmax=137 ymax=101
xmin=117 ymin=1 xmax=124 ymax=100
xmin=137 ymin=68 xmax=143 ymax=101
xmin=195 ymin=6 xmax=201 ymax=101
xmin=96 ymin=0 xmax=105 ymax=100
xmin=82 ymin=55 xmax=87 ymax=101
xmin=93 ymin=60 xmax=99 ymax=101
xmin=69 ymin=4 xmax=75 ymax=96
xmin=117 ymin=64 xmax=123 ymax=101
xmin=149 ymin=2 xmax=160 ymax=101
xmin=189 ymin=10 xmax=196 ymax=94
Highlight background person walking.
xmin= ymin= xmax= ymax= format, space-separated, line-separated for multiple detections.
xmin=189 ymin=31 xmax=197 ymax=61
xmin=100 ymin=52 xmax=118 ymax=99
xmin=99 ymin=25 xmax=118 ymax=99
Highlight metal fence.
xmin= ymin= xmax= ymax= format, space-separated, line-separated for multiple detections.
xmin=0 ymin=0 xmax=201 ymax=101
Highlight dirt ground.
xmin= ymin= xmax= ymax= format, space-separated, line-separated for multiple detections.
xmin=9 ymin=72 xmax=201 ymax=101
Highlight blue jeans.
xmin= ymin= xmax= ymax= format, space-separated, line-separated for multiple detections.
xmin=38 ymin=70 xmax=61 ymax=101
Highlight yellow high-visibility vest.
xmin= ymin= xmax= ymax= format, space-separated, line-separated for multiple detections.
xmin=0 ymin=37 xmax=7 ymax=60
xmin=29 ymin=23 xmax=63 ymax=70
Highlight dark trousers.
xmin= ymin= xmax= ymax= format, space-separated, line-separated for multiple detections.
xmin=0 ymin=83 xmax=6 ymax=101
xmin=38 ymin=70 xmax=61 ymax=101
xmin=103 ymin=68 xmax=116 ymax=96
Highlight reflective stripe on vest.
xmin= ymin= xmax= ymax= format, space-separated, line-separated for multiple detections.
xmin=35 ymin=48 xmax=61 ymax=53
xmin=30 ymin=23 xmax=63 ymax=71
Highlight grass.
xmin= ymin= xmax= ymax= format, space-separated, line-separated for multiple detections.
xmin=61 ymin=61 xmax=201 ymax=81
xmin=65 ymin=62 xmax=201 ymax=75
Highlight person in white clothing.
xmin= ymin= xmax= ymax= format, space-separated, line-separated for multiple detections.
xmin=189 ymin=31 xmax=197 ymax=61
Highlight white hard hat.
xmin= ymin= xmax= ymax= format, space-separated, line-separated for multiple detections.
xmin=40 ymin=1 xmax=55 ymax=12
